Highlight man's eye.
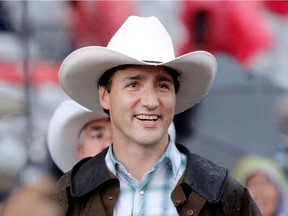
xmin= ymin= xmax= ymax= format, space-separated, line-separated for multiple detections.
xmin=91 ymin=134 xmax=103 ymax=139
xmin=127 ymin=82 xmax=138 ymax=88
xmin=158 ymin=83 xmax=169 ymax=89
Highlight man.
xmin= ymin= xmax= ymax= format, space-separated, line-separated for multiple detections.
xmin=55 ymin=16 xmax=260 ymax=215
xmin=47 ymin=99 xmax=112 ymax=173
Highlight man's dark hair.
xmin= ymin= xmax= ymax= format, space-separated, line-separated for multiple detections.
xmin=97 ymin=64 xmax=180 ymax=115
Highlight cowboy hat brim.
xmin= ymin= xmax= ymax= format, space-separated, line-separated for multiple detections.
xmin=59 ymin=46 xmax=216 ymax=115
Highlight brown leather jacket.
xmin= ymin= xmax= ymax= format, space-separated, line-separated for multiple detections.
xmin=54 ymin=144 xmax=261 ymax=216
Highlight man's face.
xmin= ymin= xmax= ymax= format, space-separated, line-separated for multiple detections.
xmin=99 ymin=65 xmax=176 ymax=146
xmin=77 ymin=119 xmax=112 ymax=160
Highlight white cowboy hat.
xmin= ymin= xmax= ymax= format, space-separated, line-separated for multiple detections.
xmin=47 ymin=99 xmax=108 ymax=173
xmin=59 ymin=16 xmax=217 ymax=115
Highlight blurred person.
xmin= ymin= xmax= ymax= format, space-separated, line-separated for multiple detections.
xmin=233 ymin=155 xmax=288 ymax=216
xmin=0 ymin=176 xmax=61 ymax=216
xmin=55 ymin=16 xmax=260 ymax=215
xmin=178 ymin=1 xmax=273 ymax=67
xmin=68 ymin=1 xmax=135 ymax=49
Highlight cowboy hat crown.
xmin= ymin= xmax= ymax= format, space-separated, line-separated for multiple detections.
xmin=107 ymin=16 xmax=175 ymax=62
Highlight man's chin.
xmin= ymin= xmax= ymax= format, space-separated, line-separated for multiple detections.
xmin=136 ymin=135 xmax=166 ymax=146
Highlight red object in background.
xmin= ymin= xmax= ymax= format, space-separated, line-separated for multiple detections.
xmin=31 ymin=61 xmax=60 ymax=87
xmin=0 ymin=61 xmax=22 ymax=85
xmin=179 ymin=1 xmax=274 ymax=66
xmin=0 ymin=2 xmax=135 ymax=87
xmin=70 ymin=1 xmax=135 ymax=48
xmin=0 ymin=60 xmax=60 ymax=87
xmin=264 ymin=1 xmax=288 ymax=16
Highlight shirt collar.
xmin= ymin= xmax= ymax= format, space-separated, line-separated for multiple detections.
xmin=165 ymin=138 xmax=182 ymax=178
xmin=106 ymin=136 xmax=182 ymax=178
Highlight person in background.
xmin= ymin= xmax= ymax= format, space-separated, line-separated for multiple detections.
xmin=55 ymin=16 xmax=260 ymax=215
xmin=0 ymin=176 xmax=61 ymax=216
xmin=47 ymin=99 xmax=112 ymax=173
xmin=48 ymin=99 xmax=176 ymax=173
xmin=233 ymin=155 xmax=288 ymax=216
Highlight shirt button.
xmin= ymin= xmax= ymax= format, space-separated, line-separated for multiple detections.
xmin=108 ymin=195 xmax=113 ymax=200
xmin=140 ymin=190 xmax=144 ymax=195
xmin=187 ymin=209 xmax=194 ymax=215
xmin=176 ymin=199 xmax=182 ymax=204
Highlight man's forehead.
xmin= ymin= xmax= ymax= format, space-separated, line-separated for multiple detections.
xmin=84 ymin=119 xmax=110 ymax=129
xmin=116 ymin=64 xmax=169 ymax=71
xmin=113 ymin=65 xmax=172 ymax=78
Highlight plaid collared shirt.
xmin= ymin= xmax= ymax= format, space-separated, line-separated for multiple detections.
xmin=105 ymin=139 xmax=187 ymax=216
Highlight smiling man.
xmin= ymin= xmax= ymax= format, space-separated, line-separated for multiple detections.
xmin=98 ymin=65 xmax=177 ymax=182
xmin=55 ymin=16 xmax=260 ymax=215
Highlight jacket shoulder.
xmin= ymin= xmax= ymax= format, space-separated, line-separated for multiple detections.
xmin=221 ymin=177 xmax=261 ymax=215
xmin=176 ymin=144 xmax=261 ymax=215
xmin=177 ymin=144 xmax=228 ymax=203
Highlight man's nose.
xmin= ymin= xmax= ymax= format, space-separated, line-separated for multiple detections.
xmin=140 ymin=88 xmax=159 ymax=109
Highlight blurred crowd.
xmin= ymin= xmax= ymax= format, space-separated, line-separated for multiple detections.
xmin=1 ymin=1 xmax=288 ymax=215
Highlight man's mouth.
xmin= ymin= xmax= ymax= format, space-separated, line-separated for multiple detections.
xmin=135 ymin=114 xmax=159 ymax=121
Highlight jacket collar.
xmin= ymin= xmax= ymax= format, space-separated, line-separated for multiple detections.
xmin=70 ymin=147 xmax=117 ymax=197
xmin=70 ymin=144 xmax=228 ymax=203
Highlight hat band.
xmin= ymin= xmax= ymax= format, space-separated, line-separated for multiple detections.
xmin=143 ymin=60 xmax=162 ymax=64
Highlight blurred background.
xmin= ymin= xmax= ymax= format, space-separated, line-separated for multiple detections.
xmin=1 ymin=0 xmax=288 ymax=201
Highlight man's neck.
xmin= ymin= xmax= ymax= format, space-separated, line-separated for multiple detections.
xmin=112 ymin=140 xmax=168 ymax=181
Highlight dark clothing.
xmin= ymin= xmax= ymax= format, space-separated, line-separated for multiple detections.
xmin=54 ymin=144 xmax=261 ymax=216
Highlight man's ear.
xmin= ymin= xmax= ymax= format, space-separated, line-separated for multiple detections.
xmin=98 ymin=86 xmax=110 ymax=110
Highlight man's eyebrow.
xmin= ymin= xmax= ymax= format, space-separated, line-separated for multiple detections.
xmin=155 ymin=75 xmax=173 ymax=83
xmin=91 ymin=126 xmax=105 ymax=131
xmin=125 ymin=74 xmax=143 ymax=80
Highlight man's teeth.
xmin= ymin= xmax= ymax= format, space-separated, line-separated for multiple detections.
xmin=136 ymin=115 xmax=158 ymax=120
